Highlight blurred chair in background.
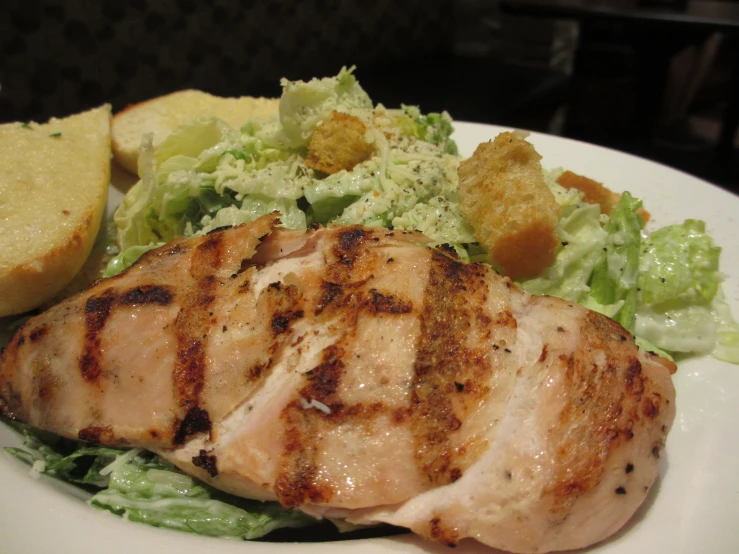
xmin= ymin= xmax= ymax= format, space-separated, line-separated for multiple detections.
xmin=0 ymin=0 xmax=455 ymax=122
xmin=1 ymin=0 xmax=574 ymax=138
xmin=364 ymin=0 xmax=574 ymax=131
xmin=497 ymin=0 xmax=739 ymax=189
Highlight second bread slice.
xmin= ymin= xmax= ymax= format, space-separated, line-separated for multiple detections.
xmin=111 ymin=90 xmax=280 ymax=174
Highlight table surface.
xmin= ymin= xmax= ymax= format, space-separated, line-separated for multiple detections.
xmin=500 ymin=0 xmax=739 ymax=30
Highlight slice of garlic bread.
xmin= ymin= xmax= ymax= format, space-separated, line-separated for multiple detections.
xmin=111 ymin=90 xmax=279 ymax=174
xmin=0 ymin=105 xmax=112 ymax=317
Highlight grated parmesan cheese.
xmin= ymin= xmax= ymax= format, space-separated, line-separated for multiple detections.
xmin=299 ymin=397 xmax=332 ymax=414
xmin=29 ymin=459 xmax=46 ymax=479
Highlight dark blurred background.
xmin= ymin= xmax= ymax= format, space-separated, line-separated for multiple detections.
xmin=1 ymin=0 xmax=737 ymax=193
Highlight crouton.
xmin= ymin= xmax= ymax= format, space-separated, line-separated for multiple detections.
xmin=556 ymin=170 xmax=650 ymax=224
xmin=306 ymin=112 xmax=375 ymax=175
xmin=557 ymin=170 xmax=619 ymax=215
xmin=458 ymin=132 xmax=561 ymax=280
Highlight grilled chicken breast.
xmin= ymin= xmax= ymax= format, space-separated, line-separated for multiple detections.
xmin=0 ymin=215 xmax=676 ymax=553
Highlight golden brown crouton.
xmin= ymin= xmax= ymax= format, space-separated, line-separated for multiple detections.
xmin=306 ymin=112 xmax=375 ymax=175
xmin=458 ymin=132 xmax=561 ymax=280
xmin=557 ymin=170 xmax=619 ymax=215
xmin=556 ymin=170 xmax=650 ymax=224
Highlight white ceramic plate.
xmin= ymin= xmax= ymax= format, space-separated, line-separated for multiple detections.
xmin=2 ymin=122 xmax=738 ymax=554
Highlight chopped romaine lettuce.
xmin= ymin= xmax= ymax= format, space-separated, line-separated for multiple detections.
xmin=108 ymin=69 xmax=464 ymax=277
xmin=392 ymin=195 xmax=476 ymax=248
xmin=212 ymin=152 xmax=308 ymax=200
xmin=634 ymin=219 xmax=738 ymax=357
xmin=333 ymin=139 xmax=460 ymax=227
xmin=399 ymin=105 xmax=459 ymax=155
xmin=91 ymin=454 xmax=313 ymax=539
xmin=5 ymin=424 xmax=121 ymax=487
xmin=279 ymin=66 xmax=372 ymax=148
xmin=154 ymin=116 xmax=240 ymax=169
xmin=200 ymin=195 xmax=307 ymax=234
xmin=5 ymin=424 xmax=315 ymax=540
xmin=520 ymin=201 xmax=607 ymax=303
xmin=637 ymin=219 xmax=720 ymax=305
xmin=309 ymin=195 xmax=361 ymax=225
xmin=713 ymin=289 xmax=739 ymax=363
xmin=636 ymin=302 xmax=718 ymax=355
xmin=588 ymin=192 xmax=644 ymax=331
xmin=103 ymin=243 xmax=161 ymax=278
xmin=521 ymin=186 xmax=738 ymax=362
xmin=303 ymin=158 xmax=378 ymax=207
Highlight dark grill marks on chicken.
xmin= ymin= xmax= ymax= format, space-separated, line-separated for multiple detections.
xmin=316 ymin=281 xmax=345 ymax=314
xmin=172 ymin=233 xmax=225 ymax=444
xmin=119 ymin=285 xmax=174 ymax=306
xmin=275 ymin=345 xmax=347 ymax=508
xmin=275 ymin=400 xmax=333 ymax=508
xmin=327 ymin=227 xmax=371 ymax=283
xmin=303 ymin=345 xmax=345 ymax=399
xmin=544 ymin=309 xmax=670 ymax=516
xmin=363 ymin=289 xmax=413 ymax=314
xmin=274 ymin=228 xmax=424 ymax=507
xmin=268 ymin=283 xmax=305 ymax=336
xmin=272 ymin=228 xmax=370 ymax=507
xmin=278 ymin=346 xmax=350 ymax=507
xmin=78 ymin=424 xmax=116 ymax=445
xmin=80 ymin=284 xmax=177 ymax=383
xmin=409 ymin=249 xmax=492 ymax=485
xmin=314 ymin=228 xmax=374 ymax=316
xmin=276 ymin=241 xmax=500 ymax=506
xmin=173 ymin=405 xmax=211 ymax=445
xmin=248 ymin=281 xmax=304 ymax=383
xmin=33 ymin=365 xmax=56 ymax=405
xmin=192 ymin=448 xmax=219 ymax=477
xmin=28 ymin=325 xmax=49 ymax=343
xmin=429 ymin=515 xmax=460 ymax=547
xmin=80 ymin=288 xmax=116 ymax=382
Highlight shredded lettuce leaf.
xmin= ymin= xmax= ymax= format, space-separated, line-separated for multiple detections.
xmin=103 ymin=243 xmax=161 ymax=278
xmin=399 ymin=105 xmax=459 ymax=155
xmin=634 ymin=219 xmax=737 ymax=357
xmin=637 ymin=219 xmax=721 ymax=306
xmin=91 ymin=458 xmax=313 ymax=539
xmin=588 ymin=192 xmax=645 ymax=332
xmin=5 ymin=424 xmax=315 ymax=539
xmin=107 ymin=68 xmax=464 ymax=277
xmin=520 ymin=201 xmax=607 ymax=303
xmin=279 ymin=65 xmax=373 ymax=148
xmin=392 ymin=195 xmax=476 ymax=248
xmin=713 ymin=288 xmax=739 ymax=363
